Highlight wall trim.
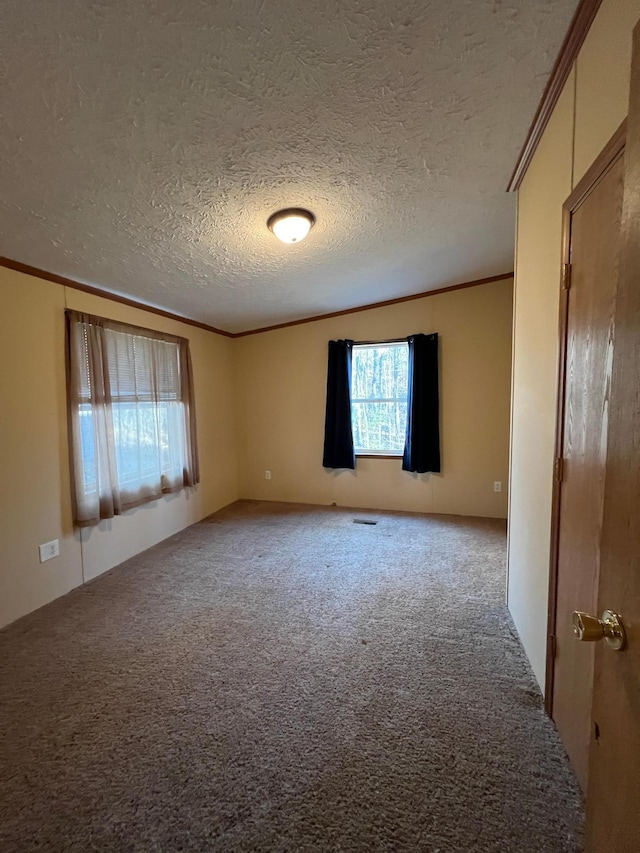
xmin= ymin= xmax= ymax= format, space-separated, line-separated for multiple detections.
xmin=0 ymin=256 xmax=235 ymax=338
xmin=1 ymin=256 xmax=513 ymax=339
xmin=507 ymin=0 xmax=603 ymax=192
xmin=563 ymin=119 xmax=628 ymax=213
xmin=232 ymin=272 xmax=515 ymax=338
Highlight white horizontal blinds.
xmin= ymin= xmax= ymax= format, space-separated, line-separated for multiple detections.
xmin=351 ymin=342 xmax=409 ymax=454
xmin=105 ymin=328 xmax=186 ymax=501
xmin=70 ymin=320 xmax=104 ymax=404
xmin=76 ymin=325 xmax=92 ymax=402
xmin=66 ymin=311 xmax=200 ymax=527
xmin=106 ymin=331 xmax=181 ymax=402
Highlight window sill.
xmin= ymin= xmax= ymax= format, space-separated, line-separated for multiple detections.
xmin=355 ymin=453 xmax=403 ymax=459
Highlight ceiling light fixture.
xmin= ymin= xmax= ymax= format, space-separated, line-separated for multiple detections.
xmin=267 ymin=208 xmax=316 ymax=244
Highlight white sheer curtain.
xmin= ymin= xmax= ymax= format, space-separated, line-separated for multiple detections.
xmin=66 ymin=311 xmax=199 ymax=526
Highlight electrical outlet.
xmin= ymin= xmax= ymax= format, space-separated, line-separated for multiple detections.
xmin=264 ymin=470 xmax=271 ymax=480
xmin=39 ymin=539 xmax=60 ymax=563
xmin=493 ymin=481 xmax=502 ymax=493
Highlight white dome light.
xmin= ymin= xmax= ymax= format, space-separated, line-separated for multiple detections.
xmin=267 ymin=208 xmax=316 ymax=244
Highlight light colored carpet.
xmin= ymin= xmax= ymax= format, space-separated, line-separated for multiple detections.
xmin=0 ymin=501 xmax=583 ymax=852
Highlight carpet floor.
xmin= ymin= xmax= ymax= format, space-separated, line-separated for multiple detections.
xmin=0 ymin=501 xmax=583 ymax=852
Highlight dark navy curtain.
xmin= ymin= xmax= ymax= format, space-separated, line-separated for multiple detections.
xmin=402 ymin=333 xmax=441 ymax=473
xmin=322 ymin=339 xmax=356 ymax=469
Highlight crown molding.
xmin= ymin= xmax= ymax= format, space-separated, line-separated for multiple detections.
xmin=0 ymin=257 xmax=234 ymax=338
xmin=507 ymin=0 xmax=603 ymax=192
xmin=232 ymin=272 xmax=514 ymax=337
xmin=1 ymin=256 xmax=513 ymax=339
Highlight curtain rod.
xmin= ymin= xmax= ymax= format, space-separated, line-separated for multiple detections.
xmin=353 ymin=337 xmax=407 ymax=346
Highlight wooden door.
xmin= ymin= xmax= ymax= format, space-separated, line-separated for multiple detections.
xmin=549 ymin=135 xmax=625 ymax=792
xmin=586 ymin=21 xmax=640 ymax=851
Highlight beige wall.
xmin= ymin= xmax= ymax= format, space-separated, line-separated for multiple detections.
xmin=235 ymin=278 xmax=513 ymax=518
xmin=1 ymin=266 xmax=512 ymax=629
xmin=508 ymin=0 xmax=640 ymax=688
xmin=0 ymin=268 xmax=239 ymax=628
xmin=10 ymin=7 xmax=633 ymax=649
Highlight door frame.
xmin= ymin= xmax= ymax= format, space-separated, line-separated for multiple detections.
xmin=544 ymin=119 xmax=628 ymax=714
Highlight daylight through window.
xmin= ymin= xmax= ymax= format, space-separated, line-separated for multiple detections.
xmin=67 ymin=311 xmax=199 ymax=526
xmin=351 ymin=342 xmax=409 ymax=455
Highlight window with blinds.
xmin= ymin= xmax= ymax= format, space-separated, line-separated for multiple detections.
xmin=66 ymin=311 xmax=199 ymax=526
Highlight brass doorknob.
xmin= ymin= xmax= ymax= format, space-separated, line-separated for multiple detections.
xmin=572 ymin=610 xmax=626 ymax=651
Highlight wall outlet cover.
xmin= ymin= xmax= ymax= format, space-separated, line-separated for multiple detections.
xmin=39 ymin=539 xmax=60 ymax=563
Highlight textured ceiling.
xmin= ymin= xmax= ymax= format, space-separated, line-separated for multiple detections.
xmin=0 ymin=0 xmax=579 ymax=332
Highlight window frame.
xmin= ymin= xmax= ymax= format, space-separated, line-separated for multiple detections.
xmin=350 ymin=340 xmax=409 ymax=458
xmin=66 ymin=309 xmax=199 ymax=526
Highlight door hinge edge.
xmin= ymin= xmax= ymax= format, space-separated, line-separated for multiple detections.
xmin=562 ymin=262 xmax=572 ymax=291
xmin=554 ymin=457 xmax=565 ymax=483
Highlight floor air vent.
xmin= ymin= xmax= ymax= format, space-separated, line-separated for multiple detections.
xmin=353 ymin=519 xmax=377 ymax=525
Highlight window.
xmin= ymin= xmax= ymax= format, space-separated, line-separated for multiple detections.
xmin=351 ymin=342 xmax=409 ymax=455
xmin=67 ymin=311 xmax=199 ymax=526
